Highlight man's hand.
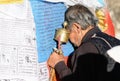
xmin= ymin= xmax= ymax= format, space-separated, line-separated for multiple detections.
xmin=47 ymin=51 xmax=64 ymax=68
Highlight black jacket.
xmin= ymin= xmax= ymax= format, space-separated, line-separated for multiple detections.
xmin=54 ymin=27 xmax=120 ymax=81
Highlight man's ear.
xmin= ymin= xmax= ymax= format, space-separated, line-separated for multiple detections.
xmin=72 ymin=23 xmax=81 ymax=33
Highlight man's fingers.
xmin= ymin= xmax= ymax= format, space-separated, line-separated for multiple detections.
xmin=47 ymin=51 xmax=64 ymax=68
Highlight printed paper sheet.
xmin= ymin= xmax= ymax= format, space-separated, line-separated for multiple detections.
xmin=0 ymin=0 xmax=39 ymax=81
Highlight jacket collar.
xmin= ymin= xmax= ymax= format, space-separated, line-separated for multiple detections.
xmin=81 ymin=27 xmax=101 ymax=44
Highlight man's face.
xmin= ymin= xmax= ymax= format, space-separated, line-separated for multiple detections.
xmin=68 ymin=24 xmax=82 ymax=47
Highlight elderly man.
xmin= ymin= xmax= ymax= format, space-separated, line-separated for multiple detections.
xmin=48 ymin=4 xmax=120 ymax=81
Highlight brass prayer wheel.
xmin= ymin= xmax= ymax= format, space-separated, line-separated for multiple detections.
xmin=54 ymin=21 xmax=70 ymax=43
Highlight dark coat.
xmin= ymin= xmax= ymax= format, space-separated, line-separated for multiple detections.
xmin=54 ymin=27 xmax=120 ymax=81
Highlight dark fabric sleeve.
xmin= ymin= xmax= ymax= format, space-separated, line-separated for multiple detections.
xmin=54 ymin=61 xmax=72 ymax=80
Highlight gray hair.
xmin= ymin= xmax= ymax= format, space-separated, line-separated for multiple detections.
xmin=65 ymin=4 xmax=98 ymax=30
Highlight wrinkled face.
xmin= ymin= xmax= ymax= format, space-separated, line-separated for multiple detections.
xmin=67 ymin=23 xmax=82 ymax=47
